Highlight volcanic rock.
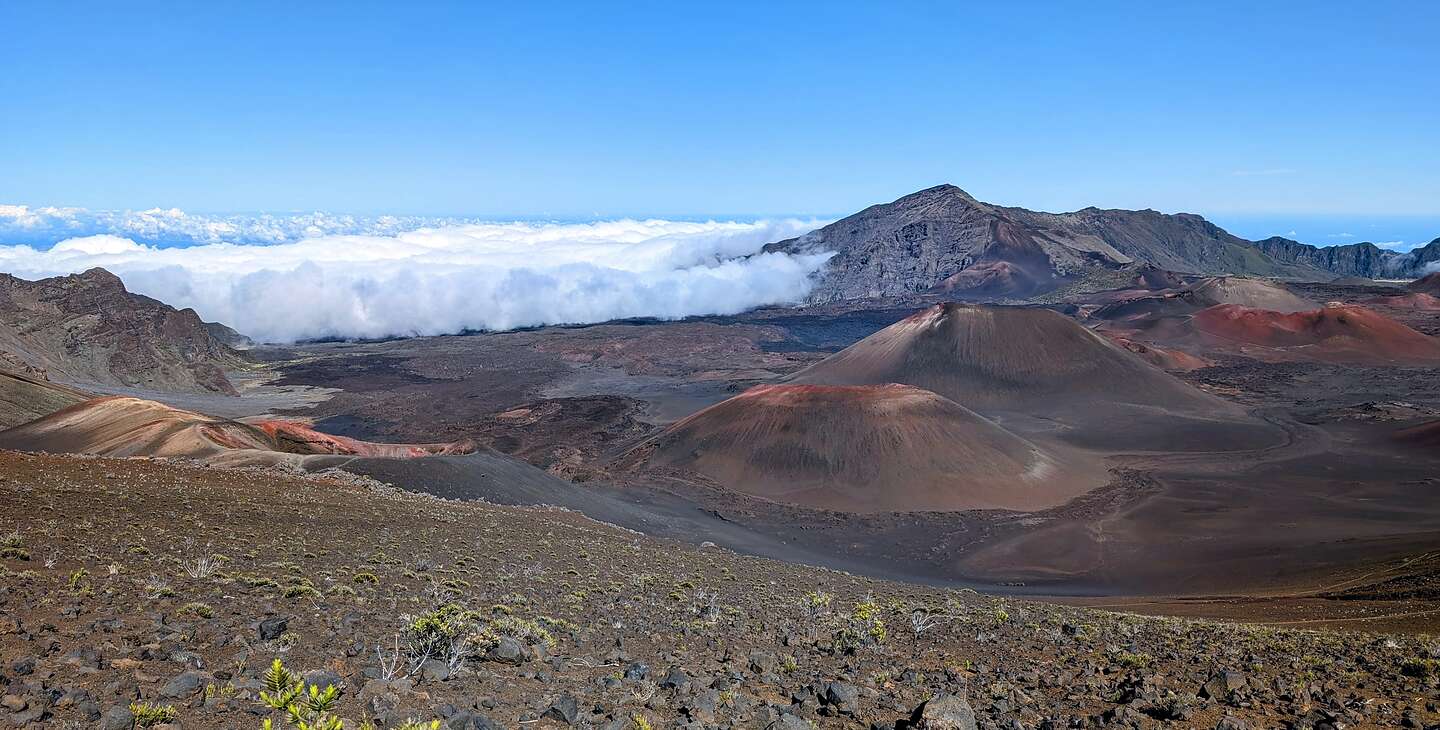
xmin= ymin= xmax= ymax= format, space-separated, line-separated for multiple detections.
xmin=0 ymin=369 xmax=89 ymax=429
xmin=765 ymin=185 xmax=1325 ymax=303
xmin=0 ymin=395 xmax=474 ymax=464
xmin=1190 ymin=303 xmax=1440 ymax=365
xmin=623 ymin=383 xmax=1098 ymax=513
xmin=1408 ymin=272 xmax=1440 ymax=295
xmin=1257 ymin=236 xmax=1440 ymax=279
xmin=1366 ymin=292 xmax=1440 ymax=310
xmin=1394 ymin=420 xmax=1440 ymax=448
xmin=1181 ymin=277 xmax=1318 ymax=313
xmin=791 ymin=303 xmax=1221 ymax=415
xmin=0 ymin=268 xmax=247 ymax=394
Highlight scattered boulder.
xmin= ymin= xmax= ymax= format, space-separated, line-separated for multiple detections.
xmin=159 ymin=670 xmax=207 ymax=699
xmin=485 ymin=637 xmax=530 ymax=666
xmin=541 ymin=694 xmax=579 ymax=724
xmin=101 ymin=705 xmax=135 ymax=730
xmin=823 ymin=681 xmax=860 ymax=715
xmin=659 ymin=666 xmax=690 ymax=691
xmin=258 ymin=616 xmax=289 ymax=641
xmin=1200 ymin=670 xmax=1248 ymax=700
xmin=909 ymin=693 xmax=978 ymax=729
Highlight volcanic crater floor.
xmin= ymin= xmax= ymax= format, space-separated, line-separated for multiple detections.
xmin=80 ymin=293 xmax=1440 ymax=635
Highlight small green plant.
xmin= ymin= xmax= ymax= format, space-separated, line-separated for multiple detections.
xmin=481 ymin=615 xmax=556 ymax=651
xmin=145 ymin=575 xmax=177 ymax=598
xmin=802 ymin=590 xmax=832 ymax=617
xmin=259 ymin=658 xmax=345 ymax=729
xmin=284 ymin=584 xmax=322 ymax=599
xmin=1401 ymin=657 xmax=1440 ymax=678
xmin=352 ymin=571 xmax=379 ymax=584
xmin=239 ymin=574 xmax=281 ymax=589
xmin=1113 ymin=650 xmax=1153 ymax=669
xmin=403 ymin=603 xmax=477 ymax=658
xmin=0 ymin=532 xmax=30 ymax=561
xmin=833 ymin=599 xmax=887 ymax=653
xmin=179 ymin=601 xmax=215 ymax=619
xmin=259 ymin=658 xmax=304 ymax=709
xmin=130 ymin=701 xmax=178 ymax=726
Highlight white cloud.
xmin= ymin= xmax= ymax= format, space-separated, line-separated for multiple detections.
xmin=0 ymin=218 xmax=830 ymax=343
xmin=1328 ymin=232 xmax=1355 ymax=239
xmin=0 ymin=204 xmax=499 ymax=246
xmin=1374 ymin=240 xmax=1407 ymax=250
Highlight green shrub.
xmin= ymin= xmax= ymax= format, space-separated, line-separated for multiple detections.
xmin=130 ymin=701 xmax=178 ymax=726
xmin=179 ymin=601 xmax=215 ymax=618
xmin=284 ymin=584 xmax=322 ymax=599
xmin=1401 ymin=657 xmax=1440 ymax=678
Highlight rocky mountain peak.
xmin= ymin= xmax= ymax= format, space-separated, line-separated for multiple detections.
xmin=765 ymin=184 xmax=1322 ymax=303
xmin=74 ymin=267 xmax=125 ymax=287
xmin=0 ymin=269 xmax=248 ymax=394
xmin=889 ymin=183 xmax=990 ymax=214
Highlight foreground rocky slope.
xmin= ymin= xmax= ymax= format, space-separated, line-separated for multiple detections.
xmin=2 ymin=452 xmax=1439 ymax=729
xmin=0 ymin=268 xmax=247 ymax=394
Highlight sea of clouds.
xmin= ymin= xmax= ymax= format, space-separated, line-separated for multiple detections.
xmin=0 ymin=205 xmax=831 ymax=343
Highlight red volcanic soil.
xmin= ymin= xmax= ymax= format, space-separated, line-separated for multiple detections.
xmin=1366 ymin=292 xmax=1440 ymax=310
xmin=0 ymin=396 xmax=472 ymax=462
xmin=1408 ymin=272 xmax=1440 ymax=295
xmin=792 ymin=303 xmax=1222 ymax=414
xmin=931 ymin=261 xmax=1041 ymax=297
xmin=1091 ymin=277 xmax=1317 ymax=326
xmin=1104 ymin=335 xmax=1211 ymax=372
xmin=250 ymin=419 xmax=472 ymax=458
xmin=1191 ymin=303 xmax=1440 ymax=364
xmin=1395 ymin=420 xmax=1440 ymax=448
xmin=1184 ymin=277 xmax=1318 ymax=312
xmin=623 ymin=383 xmax=1101 ymax=514
xmin=1130 ymin=265 xmax=1185 ymax=291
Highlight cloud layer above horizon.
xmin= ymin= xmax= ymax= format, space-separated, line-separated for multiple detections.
xmin=0 ymin=208 xmax=831 ymax=342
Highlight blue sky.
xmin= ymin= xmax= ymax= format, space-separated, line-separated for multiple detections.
xmin=1 ymin=1 xmax=1437 ymax=225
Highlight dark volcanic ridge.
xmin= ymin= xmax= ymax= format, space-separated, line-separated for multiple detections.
xmin=1409 ymin=271 xmax=1440 ymax=295
xmin=0 ymin=267 xmax=248 ymax=394
xmin=1364 ymin=292 xmax=1440 ymax=311
xmin=764 ymin=185 xmax=1337 ymax=304
xmin=620 ymin=383 xmax=1101 ymax=514
xmin=1257 ymin=235 xmax=1440 ymax=280
xmin=1394 ymin=419 xmax=1440 ymax=448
